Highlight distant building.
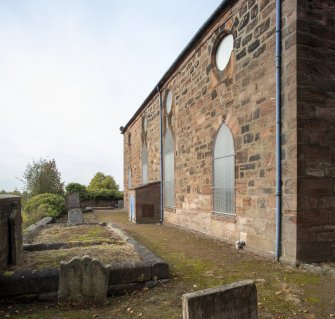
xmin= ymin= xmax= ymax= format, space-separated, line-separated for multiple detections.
xmin=121 ymin=0 xmax=335 ymax=265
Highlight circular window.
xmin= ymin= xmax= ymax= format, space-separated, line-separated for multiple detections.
xmin=215 ymin=34 xmax=234 ymax=72
xmin=165 ymin=90 xmax=172 ymax=114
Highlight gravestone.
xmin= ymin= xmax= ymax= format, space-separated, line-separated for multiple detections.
xmin=66 ymin=192 xmax=80 ymax=210
xmin=0 ymin=195 xmax=22 ymax=270
xmin=67 ymin=208 xmax=83 ymax=225
xmin=117 ymin=200 xmax=124 ymax=208
xmin=58 ymin=255 xmax=110 ymax=304
xmin=8 ymin=208 xmax=23 ymax=265
xmin=182 ymin=280 xmax=257 ymax=319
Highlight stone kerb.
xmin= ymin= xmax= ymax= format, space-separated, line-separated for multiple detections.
xmin=58 ymin=255 xmax=110 ymax=304
xmin=23 ymin=217 xmax=53 ymax=243
xmin=0 ymin=268 xmax=59 ymax=300
xmin=107 ymin=223 xmax=170 ymax=279
xmin=182 ymin=280 xmax=257 ymax=319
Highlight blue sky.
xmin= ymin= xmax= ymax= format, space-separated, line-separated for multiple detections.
xmin=0 ymin=0 xmax=223 ymax=191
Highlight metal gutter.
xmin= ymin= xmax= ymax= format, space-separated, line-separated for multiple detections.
xmin=121 ymin=0 xmax=233 ymax=133
xmin=157 ymin=85 xmax=164 ymax=223
xmin=275 ymin=0 xmax=282 ymax=261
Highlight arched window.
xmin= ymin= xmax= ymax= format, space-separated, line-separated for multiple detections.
xmin=128 ymin=167 xmax=132 ymax=189
xmin=213 ymin=123 xmax=235 ymax=215
xmin=164 ymin=128 xmax=174 ymax=207
xmin=142 ymin=145 xmax=148 ymax=184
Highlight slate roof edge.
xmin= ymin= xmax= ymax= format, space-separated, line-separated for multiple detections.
xmin=121 ymin=0 xmax=233 ymax=134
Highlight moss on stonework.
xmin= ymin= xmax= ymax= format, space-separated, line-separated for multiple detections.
xmin=2 ymin=271 xmax=14 ymax=277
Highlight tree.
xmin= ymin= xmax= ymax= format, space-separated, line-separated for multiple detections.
xmin=23 ymin=158 xmax=64 ymax=196
xmin=87 ymin=172 xmax=119 ymax=191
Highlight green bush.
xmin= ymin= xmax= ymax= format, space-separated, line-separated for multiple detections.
xmin=23 ymin=193 xmax=65 ymax=229
xmin=65 ymin=183 xmax=86 ymax=194
xmin=80 ymin=189 xmax=123 ymax=201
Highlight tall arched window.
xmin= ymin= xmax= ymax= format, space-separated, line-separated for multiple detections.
xmin=164 ymin=128 xmax=174 ymax=207
xmin=128 ymin=167 xmax=132 ymax=188
xmin=213 ymin=123 xmax=235 ymax=215
xmin=142 ymin=145 xmax=148 ymax=184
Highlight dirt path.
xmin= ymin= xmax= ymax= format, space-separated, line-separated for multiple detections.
xmin=2 ymin=209 xmax=335 ymax=319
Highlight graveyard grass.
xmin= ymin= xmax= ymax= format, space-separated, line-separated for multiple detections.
xmin=15 ymin=244 xmax=140 ymax=271
xmin=30 ymin=225 xmax=123 ymax=244
xmin=6 ymin=225 xmax=139 ymax=272
xmin=1 ymin=209 xmax=335 ymax=319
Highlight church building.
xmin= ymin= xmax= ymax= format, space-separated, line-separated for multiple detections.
xmin=121 ymin=0 xmax=335 ymax=265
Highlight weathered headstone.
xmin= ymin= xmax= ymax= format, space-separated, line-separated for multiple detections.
xmin=182 ymin=280 xmax=257 ymax=319
xmin=117 ymin=200 xmax=124 ymax=209
xmin=58 ymin=255 xmax=110 ymax=304
xmin=66 ymin=192 xmax=80 ymax=210
xmin=8 ymin=208 xmax=23 ymax=265
xmin=0 ymin=195 xmax=22 ymax=270
xmin=67 ymin=208 xmax=83 ymax=225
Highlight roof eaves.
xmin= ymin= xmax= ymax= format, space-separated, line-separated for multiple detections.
xmin=121 ymin=0 xmax=233 ymax=134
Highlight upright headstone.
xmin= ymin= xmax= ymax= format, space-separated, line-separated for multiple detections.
xmin=8 ymin=208 xmax=23 ymax=265
xmin=58 ymin=255 xmax=110 ymax=304
xmin=67 ymin=208 xmax=83 ymax=225
xmin=66 ymin=192 xmax=80 ymax=210
xmin=118 ymin=200 xmax=124 ymax=209
xmin=66 ymin=192 xmax=83 ymax=224
xmin=0 ymin=195 xmax=22 ymax=270
xmin=182 ymin=280 xmax=257 ymax=319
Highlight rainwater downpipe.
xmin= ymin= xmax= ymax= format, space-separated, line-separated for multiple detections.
xmin=275 ymin=0 xmax=282 ymax=261
xmin=157 ymin=85 xmax=164 ymax=223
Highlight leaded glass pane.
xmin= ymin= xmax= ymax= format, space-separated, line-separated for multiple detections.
xmin=213 ymin=124 xmax=235 ymax=215
xmin=128 ymin=167 xmax=132 ymax=188
xmin=214 ymin=124 xmax=234 ymax=158
xmin=166 ymin=91 xmax=172 ymax=114
xmin=142 ymin=145 xmax=148 ymax=184
xmin=164 ymin=129 xmax=174 ymax=207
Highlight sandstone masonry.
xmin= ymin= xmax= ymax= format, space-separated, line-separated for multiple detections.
xmin=122 ymin=0 xmax=335 ymax=264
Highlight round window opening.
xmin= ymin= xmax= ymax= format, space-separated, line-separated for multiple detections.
xmin=165 ymin=91 xmax=172 ymax=114
xmin=215 ymin=34 xmax=234 ymax=72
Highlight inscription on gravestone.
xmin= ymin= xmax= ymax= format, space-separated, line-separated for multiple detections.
xmin=67 ymin=208 xmax=83 ymax=225
xmin=58 ymin=255 xmax=110 ymax=304
xmin=66 ymin=192 xmax=80 ymax=210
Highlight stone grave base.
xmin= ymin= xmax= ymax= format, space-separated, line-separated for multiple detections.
xmin=0 ymin=223 xmax=169 ymax=303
